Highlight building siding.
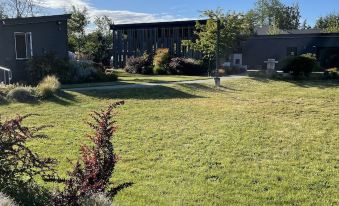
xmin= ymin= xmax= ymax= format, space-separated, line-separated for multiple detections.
xmin=0 ymin=15 xmax=69 ymax=82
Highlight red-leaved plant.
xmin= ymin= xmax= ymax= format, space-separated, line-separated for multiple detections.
xmin=54 ymin=101 xmax=124 ymax=205
xmin=0 ymin=114 xmax=55 ymax=182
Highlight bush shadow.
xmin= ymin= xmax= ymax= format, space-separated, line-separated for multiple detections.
xmin=0 ymin=178 xmax=52 ymax=206
xmin=46 ymin=90 xmax=77 ymax=105
xmin=74 ymin=85 xmax=203 ymax=100
xmin=108 ymin=182 xmax=134 ymax=198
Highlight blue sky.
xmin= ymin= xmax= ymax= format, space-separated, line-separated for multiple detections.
xmin=39 ymin=0 xmax=338 ymax=26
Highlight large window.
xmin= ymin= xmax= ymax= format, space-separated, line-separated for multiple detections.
xmin=15 ymin=32 xmax=33 ymax=60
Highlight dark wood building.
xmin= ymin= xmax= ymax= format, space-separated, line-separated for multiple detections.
xmin=243 ymin=32 xmax=339 ymax=69
xmin=0 ymin=14 xmax=70 ymax=82
xmin=110 ymin=20 xmax=206 ymax=68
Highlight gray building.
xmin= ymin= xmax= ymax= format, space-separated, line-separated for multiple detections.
xmin=243 ymin=32 xmax=339 ymax=69
xmin=0 ymin=14 xmax=70 ymax=82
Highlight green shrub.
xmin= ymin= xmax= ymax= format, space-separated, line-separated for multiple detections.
xmin=27 ymin=53 xmax=117 ymax=84
xmin=0 ymin=193 xmax=17 ymax=206
xmin=36 ymin=75 xmax=61 ymax=98
xmin=6 ymin=87 xmax=36 ymax=103
xmin=281 ymin=53 xmax=320 ymax=76
xmin=125 ymin=53 xmax=153 ymax=74
xmin=68 ymin=61 xmax=117 ymax=83
xmin=26 ymin=52 xmax=69 ymax=84
xmin=168 ymin=57 xmax=205 ymax=75
xmin=153 ymin=48 xmax=170 ymax=74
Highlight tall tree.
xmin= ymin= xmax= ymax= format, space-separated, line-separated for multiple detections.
xmin=83 ymin=15 xmax=113 ymax=65
xmin=2 ymin=0 xmax=41 ymax=18
xmin=67 ymin=6 xmax=90 ymax=54
xmin=315 ymin=14 xmax=339 ymax=33
xmin=252 ymin=0 xmax=300 ymax=30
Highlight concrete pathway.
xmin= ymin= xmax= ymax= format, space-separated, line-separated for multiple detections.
xmin=65 ymin=75 xmax=246 ymax=91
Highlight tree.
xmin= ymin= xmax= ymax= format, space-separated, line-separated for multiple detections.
xmin=2 ymin=0 xmax=41 ymax=18
xmin=300 ymin=19 xmax=311 ymax=30
xmin=183 ymin=9 xmax=253 ymax=72
xmin=67 ymin=6 xmax=90 ymax=54
xmin=252 ymin=0 xmax=300 ymax=30
xmin=0 ymin=2 xmax=7 ymax=19
xmin=82 ymin=15 xmax=113 ymax=65
xmin=315 ymin=14 xmax=339 ymax=33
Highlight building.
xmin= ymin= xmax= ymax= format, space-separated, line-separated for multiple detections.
xmin=0 ymin=14 xmax=70 ymax=82
xmin=243 ymin=31 xmax=339 ymax=70
xmin=110 ymin=20 xmax=206 ymax=68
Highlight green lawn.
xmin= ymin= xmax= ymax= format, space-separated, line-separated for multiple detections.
xmin=62 ymin=69 xmax=211 ymax=89
xmin=1 ymin=78 xmax=338 ymax=205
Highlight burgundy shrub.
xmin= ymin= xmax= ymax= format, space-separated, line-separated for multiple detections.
xmin=54 ymin=101 xmax=124 ymax=206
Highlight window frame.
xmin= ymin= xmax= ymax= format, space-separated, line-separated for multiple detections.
xmin=14 ymin=32 xmax=33 ymax=60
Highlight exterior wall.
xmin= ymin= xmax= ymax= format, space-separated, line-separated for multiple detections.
xmin=0 ymin=16 xmax=68 ymax=82
xmin=243 ymin=34 xmax=339 ymax=70
xmin=111 ymin=21 xmax=205 ymax=68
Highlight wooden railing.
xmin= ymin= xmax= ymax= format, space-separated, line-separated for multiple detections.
xmin=0 ymin=66 xmax=12 ymax=85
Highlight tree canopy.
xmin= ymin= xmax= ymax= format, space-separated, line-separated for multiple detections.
xmin=315 ymin=14 xmax=339 ymax=33
xmin=183 ymin=9 xmax=254 ymax=61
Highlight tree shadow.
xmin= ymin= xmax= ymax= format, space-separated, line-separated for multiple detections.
xmin=179 ymin=83 xmax=240 ymax=92
xmin=249 ymin=76 xmax=339 ymax=89
xmin=74 ymin=85 xmax=203 ymax=100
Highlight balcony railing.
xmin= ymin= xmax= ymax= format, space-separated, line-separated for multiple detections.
xmin=0 ymin=66 xmax=12 ymax=85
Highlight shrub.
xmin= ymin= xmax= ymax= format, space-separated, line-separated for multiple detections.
xmin=36 ymin=75 xmax=61 ymax=98
xmin=79 ymin=193 xmax=115 ymax=206
xmin=68 ymin=61 xmax=117 ymax=83
xmin=281 ymin=53 xmax=319 ymax=76
xmin=26 ymin=52 xmax=69 ymax=84
xmin=53 ymin=101 xmax=125 ymax=206
xmin=125 ymin=53 xmax=153 ymax=74
xmin=0 ymin=114 xmax=56 ymax=180
xmin=168 ymin=57 xmax=205 ymax=75
xmin=6 ymin=87 xmax=36 ymax=103
xmin=153 ymin=48 xmax=170 ymax=74
xmin=27 ymin=53 xmax=117 ymax=84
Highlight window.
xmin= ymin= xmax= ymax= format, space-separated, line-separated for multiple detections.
xmin=287 ymin=47 xmax=297 ymax=56
xmin=15 ymin=32 xmax=33 ymax=60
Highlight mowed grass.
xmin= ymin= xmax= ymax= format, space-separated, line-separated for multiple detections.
xmin=0 ymin=78 xmax=338 ymax=205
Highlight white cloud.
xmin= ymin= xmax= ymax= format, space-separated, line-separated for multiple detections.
xmin=38 ymin=0 xmax=191 ymax=24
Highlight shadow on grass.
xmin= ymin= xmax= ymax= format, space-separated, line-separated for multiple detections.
xmin=75 ymin=85 xmax=203 ymax=100
xmin=46 ymin=90 xmax=77 ymax=105
xmin=0 ymin=178 xmax=52 ymax=206
xmin=249 ymin=76 xmax=339 ymax=89
xmin=180 ymin=83 xmax=240 ymax=92
xmin=108 ymin=182 xmax=134 ymax=198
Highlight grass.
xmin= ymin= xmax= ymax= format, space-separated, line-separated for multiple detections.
xmin=0 ymin=78 xmax=338 ymax=205
xmin=62 ymin=69 xmax=210 ymax=89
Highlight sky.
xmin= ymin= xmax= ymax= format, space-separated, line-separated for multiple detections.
xmin=37 ymin=0 xmax=338 ymax=26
